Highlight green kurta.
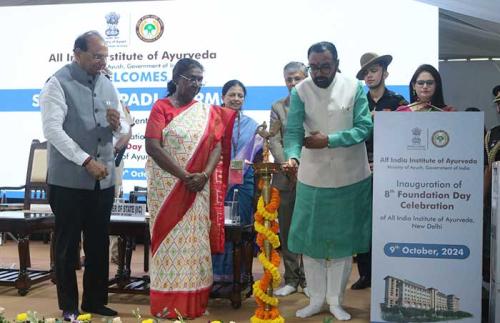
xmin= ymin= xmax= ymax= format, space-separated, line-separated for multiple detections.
xmin=284 ymin=85 xmax=373 ymax=259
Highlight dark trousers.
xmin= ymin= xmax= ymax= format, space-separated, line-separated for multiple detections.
xmin=49 ymin=184 xmax=114 ymax=311
xmin=278 ymin=188 xmax=306 ymax=288
xmin=356 ymin=175 xmax=373 ymax=281
xmin=356 ymin=250 xmax=372 ymax=279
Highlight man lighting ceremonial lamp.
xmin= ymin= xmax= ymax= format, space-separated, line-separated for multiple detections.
xmin=284 ymin=41 xmax=373 ymax=320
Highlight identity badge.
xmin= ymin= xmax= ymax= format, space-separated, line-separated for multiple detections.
xmin=229 ymin=159 xmax=244 ymax=185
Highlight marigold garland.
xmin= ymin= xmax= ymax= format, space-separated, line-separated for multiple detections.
xmin=251 ymin=185 xmax=285 ymax=323
xmin=254 ymin=222 xmax=280 ymax=248
xmin=257 ymin=253 xmax=281 ymax=287
xmin=257 ymin=198 xmax=279 ymax=221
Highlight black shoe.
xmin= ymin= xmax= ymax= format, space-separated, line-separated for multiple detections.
xmin=351 ymin=276 xmax=371 ymax=290
xmin=81 ymin=305 xmax=118 ymax=316
xmin=62 ymin=310 xmax=80 ymax=322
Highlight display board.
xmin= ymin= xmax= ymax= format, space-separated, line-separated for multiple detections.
xmin=371 ymin=112 xmax=483 ymax=323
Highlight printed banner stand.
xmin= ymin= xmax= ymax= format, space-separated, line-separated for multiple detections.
xmin=490 ymin=162 xmax=500 ymax=322
xmin=371 ymin=112 xmax=483 ymax=323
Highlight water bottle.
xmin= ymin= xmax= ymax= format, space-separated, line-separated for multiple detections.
xmin=232 ymin=189 xmax=240 ymax=225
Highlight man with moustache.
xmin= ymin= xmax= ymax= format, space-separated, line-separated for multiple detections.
xmin=40 ymin=31 xmax=129 ymax=320
xmin=269 ymin=61 xmax=308 ymax=297
xmin=284 ymin=41 xmax=373 ymax=320
xmin=351 ymin=53 xmax=408 ymax=290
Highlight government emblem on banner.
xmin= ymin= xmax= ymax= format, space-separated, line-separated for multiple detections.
xmin=136 ymin=14 xmax=164 ymax=42
xmin=105 ymin=12 xmax=120 ymax=37
xmin=407 ymin=127 xmax=426 ymax=150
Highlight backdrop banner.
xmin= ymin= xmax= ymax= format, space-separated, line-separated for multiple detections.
xmin=371 ymin=112 xmax=483 ymax=322
xmin=0 ymin=0 xmax=438 ymax=195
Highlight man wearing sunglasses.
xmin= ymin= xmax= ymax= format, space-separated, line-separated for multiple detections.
xmin=284 ymin=41 xmax=373 ymax=320
xmin=40 ymin=31 xmax=129 ymax=320
xmin=350 ymin=53 xmax=408 ymax=291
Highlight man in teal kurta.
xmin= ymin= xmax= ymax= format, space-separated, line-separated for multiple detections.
xmin=284 ymin=41 xmax=373 ymax=320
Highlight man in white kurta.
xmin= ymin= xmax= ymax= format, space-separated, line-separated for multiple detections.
xmin=284 ymin=41 xmax=373 ymax=320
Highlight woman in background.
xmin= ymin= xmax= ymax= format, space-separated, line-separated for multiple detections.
xmin=212 ymin=80 xmax=263 ymax=287
xmin=397 ymin=64 xmax=454 ymax=112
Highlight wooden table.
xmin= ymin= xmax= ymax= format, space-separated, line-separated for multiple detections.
xmin=210 ymin=223 xmax=254 ymax=309
xmin=0 ymin=211 xmax=151 ymax=296
xmin=108 ymin=215 xmax=150 ymax=295
xmin=0 ymin=211 xmax=54 ymax=295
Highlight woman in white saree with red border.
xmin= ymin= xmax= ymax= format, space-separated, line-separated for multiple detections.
xmin=145 ymin=58 xmax=235 ymax=319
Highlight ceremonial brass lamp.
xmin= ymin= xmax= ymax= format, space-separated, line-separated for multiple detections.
xmin=253 ymin=120 xmax=295 ymax=311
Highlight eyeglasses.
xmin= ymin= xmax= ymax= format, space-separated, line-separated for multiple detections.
xmin=85 ymin=52 xmax=108 ymax=61
xmin=415 ymin=80 xmax=435 ymax=86
xmin=307 ymin=64 xmax=333 ymax=74
xmin=180 ymin=74 xmax=205 ymax=86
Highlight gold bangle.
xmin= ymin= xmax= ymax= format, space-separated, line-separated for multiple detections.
xmin=202 ymin=171 xmax=209 ymax=180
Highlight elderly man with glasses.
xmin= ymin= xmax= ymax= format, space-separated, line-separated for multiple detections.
xmin=284 ymin=41 xmax=373 ymax=320
xmin=40 ymin=30 xmax=129 ymax=321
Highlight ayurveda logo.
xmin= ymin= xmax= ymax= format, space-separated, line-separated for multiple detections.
xmin=136 ymin=15 xmax=164 ymax=42
xmin=432 ymin=130 xmax=449 ymax=148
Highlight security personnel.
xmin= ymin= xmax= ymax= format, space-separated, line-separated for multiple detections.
xmin=352 ymin=52 xmax=408 ymax=290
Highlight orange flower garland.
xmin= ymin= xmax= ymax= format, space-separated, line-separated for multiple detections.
xmin=251 ymin=183 xmax=285 ymax=323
